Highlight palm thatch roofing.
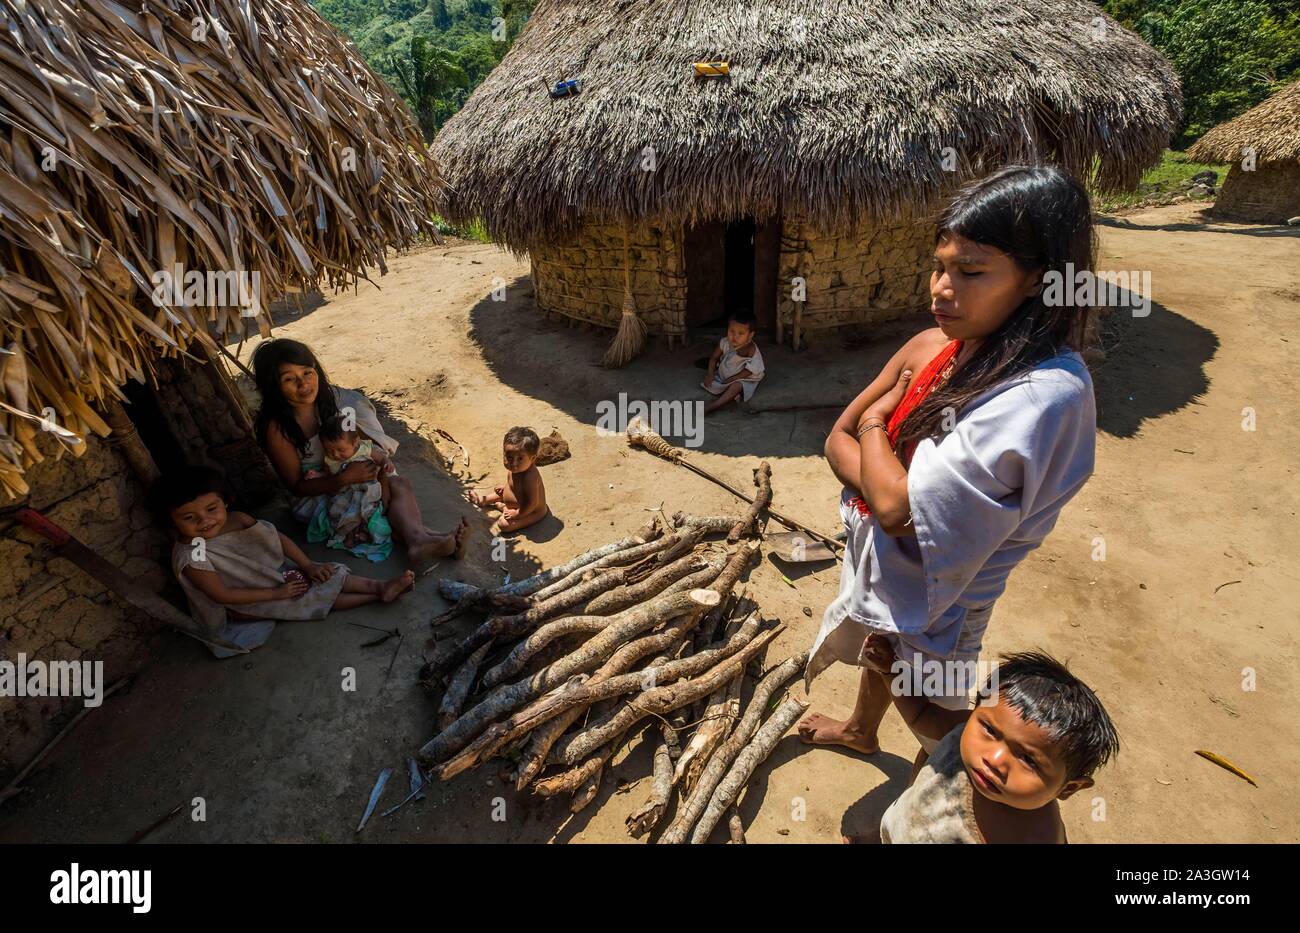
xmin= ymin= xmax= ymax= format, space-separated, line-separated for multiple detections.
xmin=1188 ymin=80 xmax=1300 ymax=164
xmin=0 ymin=0 xmax=441 ymax=497
xmin=433 ymin=0 xmax=1182 ymax=250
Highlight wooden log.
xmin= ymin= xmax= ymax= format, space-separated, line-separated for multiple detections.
xmin=437 ymin=642 xmax=490 ymax=731
xmin=425 ymin=562 xmax=644 ymax=682
xmin=550 ymin=623 xmax=783 ymax=767
xmin=485 ymin=555 xmax=722 ymax=692
xmin=687 ymin=696 xmax=809 ymax=844
xmin=674 ymin=672 xmax=742 ymax=793
xmin=479 ymin=616 xmax=613 ymax=690
xmin=513 ymin=630 xmax=698 ymax=791
xmin=529 ymin=533 xmax=671 ymax=602
xmin=672 ymin=513 xmax=734 ymax=535
xmin=728 ymin=462 xmax=772 ymax=543
xmin=476 ymin=615 xmax=760 ymax=787
xmin=582 ymin=549 xmax=712 ymax=616
xmin=432 ymin=525 xmax=658 ymax=619
xmin=659 ymin=652 xmax=806 ymax=845
xmin=626 ymin=719 xmax=678 ymax=837
xmin=727 ymin=807 xmax=746 ymax=844
xmin=419 ymin=589 xmax=719 ymax=767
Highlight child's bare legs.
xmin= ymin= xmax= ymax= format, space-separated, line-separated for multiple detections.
xmin=378 ymin=471 xmax=393 ymax=512
xmin=331 ymin=569 xmax=416 ymax=609
xmin=704 ymin=382 xmax=744 ymax=414
xmin=493 ymin=506 xmax=547 ymax=536
xmin=797 ymin=667 xmax=891 ymax=755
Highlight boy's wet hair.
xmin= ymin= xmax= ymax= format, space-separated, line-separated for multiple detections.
xmin=148 ymin=466 xmax=232 ymax=528
xmin=503 ymin=426 xmax=540 ymax=455
xmin=981 ymin=651 xmax=1119 ymax=782
xmin=318 ymin=415 xmax=356 ymax=445
xmin=728 ymin=310 xmax=756 ymax=330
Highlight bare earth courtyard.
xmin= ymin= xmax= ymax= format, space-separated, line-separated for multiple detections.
xmin=1 ymin=202 xmax=1295 ymax=844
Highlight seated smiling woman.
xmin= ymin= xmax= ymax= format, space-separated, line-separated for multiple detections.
xmin=252 ymin=338 xmax=469 ymax=565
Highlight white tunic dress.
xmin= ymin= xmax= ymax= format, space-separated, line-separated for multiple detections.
xmin=807 ymin=351 xmax=1097 ymax=728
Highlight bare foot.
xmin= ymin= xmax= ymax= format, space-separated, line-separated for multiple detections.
xmin=452 ymin=517 xmax=470 ymax=559
xmin=797 ymin=712 xmax=879 ymax=754
xmin=381 ymin=570 xmax=416 ymax=603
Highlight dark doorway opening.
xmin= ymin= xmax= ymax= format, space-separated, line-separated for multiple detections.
xmin=121 ymin=379 xmax=187 ymax=477
xmin=685 ymin=216 xmax=780 ymax=334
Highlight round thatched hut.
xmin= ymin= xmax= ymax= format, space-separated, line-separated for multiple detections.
xmin=434 ymin=0 xmax=1181 ymax=351
xmin=0 ymin=0 xmax=439 ymax=771
xmin=1188 ymin=81 xmax=1300 ymax=224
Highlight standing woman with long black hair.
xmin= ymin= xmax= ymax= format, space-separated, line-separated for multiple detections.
xmin=799 ymin=166 xmax=1098 ymax=775
xmin=252 ymin=339 xmax=469 ymax=565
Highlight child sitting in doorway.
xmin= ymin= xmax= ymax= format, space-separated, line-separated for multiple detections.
xmin=306 ymin=415 xmax=395 ymax=559
xmin=155 ymin=467 xmax=414 ymax=656
xmin=701 ymin=310 xmax=765 ymax=412
xmin=466 ymin=426 xmax=549 ymax=534
xmin=861 ymin=635 xmax=1117 ymax=844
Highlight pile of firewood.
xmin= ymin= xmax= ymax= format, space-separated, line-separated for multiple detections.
xmin=416 ymin=464 xmax=808 ymax=843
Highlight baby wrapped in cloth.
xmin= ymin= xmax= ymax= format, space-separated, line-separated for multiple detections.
xmin=294 ymin=387 xmax=396 ymax=562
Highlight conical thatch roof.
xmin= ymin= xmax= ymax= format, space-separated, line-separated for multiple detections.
xmin=0 ymin=0 xmax=442 ymax=497
xmin=433 ymin=0 xmax=1182 ymax=249
xmin=1188 ymin=80 xmax=1300 ymax=164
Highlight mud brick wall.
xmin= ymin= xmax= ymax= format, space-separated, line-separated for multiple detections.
xmin=530 ymin=221 xmax=688 ymax=336
xmin=777 ymin=214 xmax=933 ymax=346
xmin=1212 ymin=162 xmax=1300 ymax=225
xmin=0 ymin=432 xmax=167 ymax=776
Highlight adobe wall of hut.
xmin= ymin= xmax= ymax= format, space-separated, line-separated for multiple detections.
xmin=777 ymin=215 xmax=933 ymax=346
xmin=530 ymin=215 xmax=933 ymax=345
xmin=530 ymin=221 xmax=688 ymax=337
xmin=1211 ymin=162 xmax=1300 ymax=224
xmin=0 ymin=356 xmax=269 ymax=775
xmin=0 ymin=432 xmax=165 ymax=775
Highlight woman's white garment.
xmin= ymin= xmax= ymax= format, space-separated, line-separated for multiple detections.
xmin=703 ymin=336 xmax=765 ymax=401
xmin=807 ymin=351 xmax=1096 ymax=708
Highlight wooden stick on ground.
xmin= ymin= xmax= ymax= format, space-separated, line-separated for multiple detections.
xmin=549 ymin=623 xmax=783 ymax=767
xmin=727 ymin=806 xmax=746 ymax=844
xmin=626 ymin=719 xmax=677 ymax=837
xmin=688 ymin=695 xmax=809 ymax=844
xmin=658 ymin=652 xmax=807 ymax=844
xmin=0 ymin=677 xmax=130 ymax=805
xmin=419 ymin=588 xmax=720 ymax=767
xmin=626 ymin=419 xmax=840 ymax=552
xmin=437 ymin=642 xmax=490 ymax=731
xmin=728 ymin=462 xmax=772 ymax=543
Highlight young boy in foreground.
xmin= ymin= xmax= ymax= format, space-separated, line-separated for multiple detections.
xmin=861 ymin=635 xmax=1118 ymax=843
xmin=466 ymin=426 xmax=548 ymax=534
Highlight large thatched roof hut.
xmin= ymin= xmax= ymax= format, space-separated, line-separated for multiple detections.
xmin=0 ymin=0 xmax=439 ymax=769
xmin=434 ymin=0 xmax=1181 ymax=351
xmin=1188 ymin=81 xmax=1300 ymax=224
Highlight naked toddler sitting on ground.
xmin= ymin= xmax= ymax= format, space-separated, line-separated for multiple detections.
xmin=466 ymin=426 xmax=548 ymax=534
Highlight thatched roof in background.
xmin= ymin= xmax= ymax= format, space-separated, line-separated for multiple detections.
xmin=0 ymin=0 xmax=441 ymax=497
xmin=434 ymin=0 xmax=1182 ymax=250
xmin=1188 ymin=80 xmax=1300 ymax=164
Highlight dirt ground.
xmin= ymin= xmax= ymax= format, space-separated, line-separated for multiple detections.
xmin=1 ymin=202 xmax=1295 ymax=843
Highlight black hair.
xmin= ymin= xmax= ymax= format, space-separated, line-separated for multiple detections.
xmin=897 ymin=164 xmax=1096 ymax=450
xmin=728 ymin=310 xmax=757 ymax=330
xmin=251 ymin=338 xmax=339 ymax=456
xmin=148 ymin=466 xmax=232 ymax=529
xmin=980 ymin=651 xmax=1119 ymax=782
xmin=318 ymin=415 xmax=355 ymax=445
xmin=503 ymin=426 xmax=540 ymax=455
